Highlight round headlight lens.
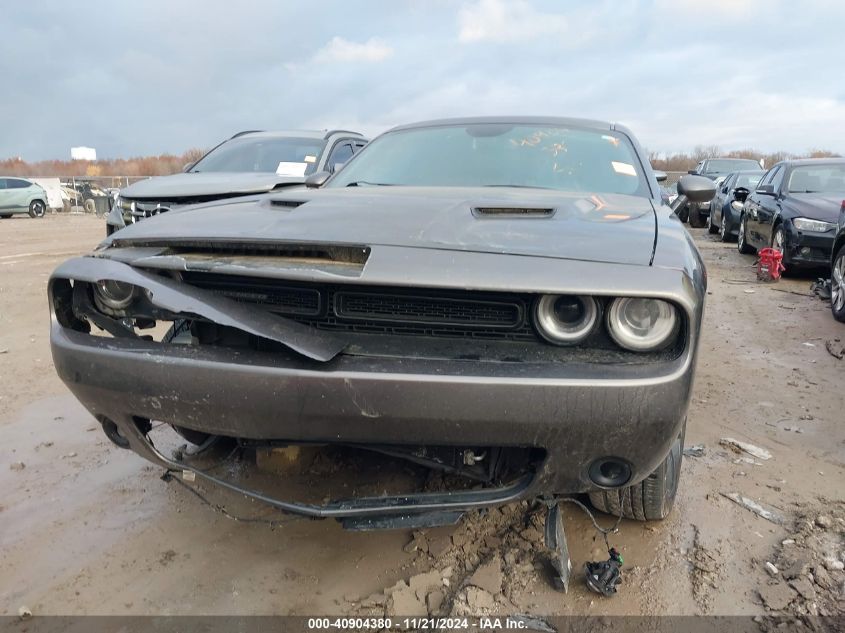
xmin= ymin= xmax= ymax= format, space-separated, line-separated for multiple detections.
xmin=534 ymin=294 xmax=599 ymax=344
xmin=607 ymin=297 xmax=678 ymax=352
xmin=94 ymin=279 xmax=137 ymax=310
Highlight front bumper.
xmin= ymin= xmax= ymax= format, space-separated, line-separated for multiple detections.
xmin=49 ymin=251 xmax=703 ymax=514
xmin=784 ymin=223 xmax=835 ymax=267
xmin=52 ymin=321 xmax=694 ymax=498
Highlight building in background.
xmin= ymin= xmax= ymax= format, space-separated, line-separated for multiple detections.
xmin=71 ymin=146 xmax=97 ymax=161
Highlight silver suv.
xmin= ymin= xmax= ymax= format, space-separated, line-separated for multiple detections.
xmin=107 ymin=129 xmax=367 ymax=234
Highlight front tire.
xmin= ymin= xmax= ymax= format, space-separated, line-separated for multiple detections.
xmin=831 ymin=244 xmax=845 ymax=323
xmin=28 ymin=200 xmax=46 ymax=218
xmin=707 ymin=209 xmax=719 ymax=234
xmin=737 ymin=214 xmax=755 ymax=254
xmin=589 ymin=423 xmax=684 ymax=521
xmin=688 ymin=206 xmax=706 ymax=228
xmin=720 ymin=209 xmax=732 ymax=242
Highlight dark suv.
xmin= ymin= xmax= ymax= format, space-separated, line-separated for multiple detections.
xmin=684 ymin=158 xmax=762 ymax=227
xmin=107 ymin=129 xmax=367 ymax=234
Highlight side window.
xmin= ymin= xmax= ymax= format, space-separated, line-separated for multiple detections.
xmin=8 ymin=178 xmax=29 ymax=189
xmin=327 ymin=142 xmax=354 ymax=172
xmin=721 ymin=175 xmax=733 ymax=193
xmin=0 ymin=179 xmax=6 ymax=190
xmin=759 ymin=166 xmax=779 ymax=188
xmin=770 ymin=167 xmax=786 ymax=193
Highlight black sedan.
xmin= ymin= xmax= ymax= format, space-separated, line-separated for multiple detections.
xmin=708 ymin=170 xmax=763 ymax=241
xmin=738 ymin=159 xmax=845 ymax=269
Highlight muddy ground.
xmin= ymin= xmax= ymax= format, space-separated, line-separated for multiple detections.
xmin=1 ymin=214 xmax=843 ymax=621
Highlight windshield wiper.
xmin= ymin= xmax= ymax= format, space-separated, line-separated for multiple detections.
xmin=345 ymin=181 xmax=393 ymax=187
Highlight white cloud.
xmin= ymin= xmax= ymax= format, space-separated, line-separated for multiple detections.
xmin=458 ymin=0 xmax=570 ymax=42
xmin=312 ymin=36 xmax=393 ymax=63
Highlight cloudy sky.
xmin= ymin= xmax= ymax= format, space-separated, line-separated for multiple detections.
xmin=4 ymin=0 xmax=844 ymax=160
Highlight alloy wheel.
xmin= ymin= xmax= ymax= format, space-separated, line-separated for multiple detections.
xmin=833 ymin=253 xmax=845 ymax=315
xmin=739 ymin=217 xmax=746 ymax=249
xmin=720 ymin=213 xmax=728 ymax=241
xmin=773 ymin=227 xmax=785 ymax=252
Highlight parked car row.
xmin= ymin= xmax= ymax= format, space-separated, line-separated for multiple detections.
xmin=49 ymin=116 xmax=717 ymax=534
xmin=685 ymin=157 xmax=845 ymax=324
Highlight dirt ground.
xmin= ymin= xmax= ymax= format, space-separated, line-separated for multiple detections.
xmin=1 ymin=214 xmax=843 ymax=621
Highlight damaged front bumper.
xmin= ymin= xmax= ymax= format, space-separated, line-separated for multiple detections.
xmin=49 ymin=252 xmax=703 ymax=521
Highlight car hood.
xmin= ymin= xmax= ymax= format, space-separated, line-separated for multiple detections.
xmin=106 ymin=187 xmax=658 ymax=266
xmin=119 ymin=172 xmax=305 ymax=200
xmin=786 ymin=193 xmax=844 ymax=222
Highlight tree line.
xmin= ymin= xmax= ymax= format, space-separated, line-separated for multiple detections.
xmin=649 ymin=146 xmax=840 ymax=172
xmin=0 ymin=149 xmax=206 ymax=178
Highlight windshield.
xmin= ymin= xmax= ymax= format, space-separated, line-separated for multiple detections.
xmin=735 ymin=172 xmax=763 ymax=189
xmin=706 ymin=159 xmax=760 ymax=173
xmin=191 ymin=136 xmax=326 ymax=175
xmin=329 ymin=123 xmax=650 ymax=197
xmin=787 ymin=164 xmax=845 ymax=193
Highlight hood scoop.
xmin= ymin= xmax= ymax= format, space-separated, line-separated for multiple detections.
xmin=472 ymin=206 xmax=555 ymax=218
xmin=270 ymin=199 xmax=307 ymax=209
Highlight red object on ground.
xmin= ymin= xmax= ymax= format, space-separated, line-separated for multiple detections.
xmin=757 ymin=247 xmax=785 ymax=281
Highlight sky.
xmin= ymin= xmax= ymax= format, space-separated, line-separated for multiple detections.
xmin=3 ymin=0 xmax=845 ymax=161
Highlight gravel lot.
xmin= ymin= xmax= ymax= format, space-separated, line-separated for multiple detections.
xmin=1 ymin=214 xmax=843 ymax=620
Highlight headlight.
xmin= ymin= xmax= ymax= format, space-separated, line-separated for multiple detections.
xmin=534 ymin=294 xmax=599 ymax=344
xmin=607 ymin=297 xmax=679 ymax=352
xmin=792 ymin=218 xmax=835 ymax=233
xmin=115 ymin=196 xmax=134 ymax=213
xmin=93 ymin=279 xmax=137 ymax=312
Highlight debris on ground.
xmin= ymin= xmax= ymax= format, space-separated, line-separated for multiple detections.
xmin=17 ymin=606 xmax=32 ymax=620
xmin=9 ymin=461 xmax=25 ymax=471
xmin=756 ymin=501 xmax=845 ymax=629
xmin=719 ymin=437 xmax=772 ymax=461
xmin=683 ymin=444 xmax=706 ymax=457
xmin=687 ymin=525 xmax=722 ymax=612
xmin=764 ymin=562 xmax=779 ymax=576
xmin=811 ymin=278 xmax=831 ymax=301
xmin=721 ymin=492 xmax=785 ymax=525
xmin=825 ymin=339 xmax=844 ymax=360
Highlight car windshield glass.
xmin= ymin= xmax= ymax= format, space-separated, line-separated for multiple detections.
xmin=191 ymin=136 xmax=326 ymax=175
xmin=787 ymin=164 xmax=845 ymax=193
xmin=329 ymin=123 xmax=650 ymax=196
xmin=735 ymin=173 xmax=763 ymax=189
xmin=707 ymin=159 xmax=760 ymax=172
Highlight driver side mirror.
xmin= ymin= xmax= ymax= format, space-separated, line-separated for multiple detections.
xmin=756 ymin=184 xmax=775 ymax=195
xmin=670 ymin=175 xmax=715 ymax=215
xmin=687 ymin=169 xmax=696 ymax=175
xmin=732 ymin=186 xmax=750 ymax=203
xmin=305 ymin=171 xmax=331 ymax=188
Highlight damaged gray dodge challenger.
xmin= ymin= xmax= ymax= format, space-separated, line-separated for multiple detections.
xmin=49 ymin=117 xmax=715 ymax=530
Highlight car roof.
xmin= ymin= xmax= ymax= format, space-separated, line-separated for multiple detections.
xmin=231 ymin=129 xmax=365 ymax=141
xmin=386 ymin=116 xmax=616 ymax=134
xmin=778 ymin=157 xmax=845 ymax=167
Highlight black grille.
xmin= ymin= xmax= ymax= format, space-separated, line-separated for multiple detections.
xmin=181 ymin=272 xmax=535 ymax=341
xmin=182 ymin=274 xmax=321 ymax=316
xmin=335 ymin=291 xmax=522 ymax=328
